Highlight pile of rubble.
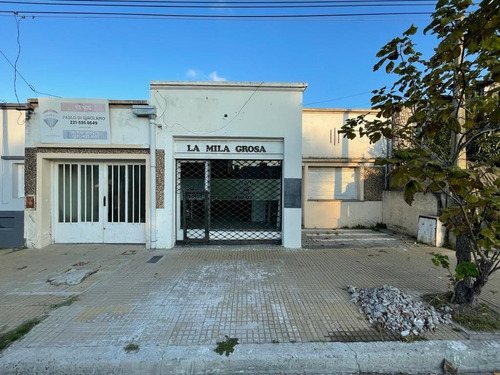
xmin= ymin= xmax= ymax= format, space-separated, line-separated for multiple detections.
xmin=348 ymin=285 xmax=452 ymax=336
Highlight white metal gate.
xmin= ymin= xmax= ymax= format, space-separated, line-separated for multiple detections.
xmin=54 ymin=162 xmax=146 ymax=244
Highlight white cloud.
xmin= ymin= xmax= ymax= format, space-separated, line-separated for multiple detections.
xmin=186 ymin=69 xmax=199 ymax=79
xmin=209 ymin=71 xmax=227 ymax=82
xmin=185 ymin=69 xmax=227 ymax=81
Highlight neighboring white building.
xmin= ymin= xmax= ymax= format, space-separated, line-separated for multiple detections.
xmin=1 ymin=104 xmax=26 ymax=248
xmin=24 ymin=99 xmax=151 ymax=249
xmin=302 ymin=108 xmax=389 ymax=229
xmin=24 ymin=81 xmax=307 ymax=249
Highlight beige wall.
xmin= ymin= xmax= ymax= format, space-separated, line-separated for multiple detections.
xmin=303 ymin=200 xmax=382 ymax=228
xmin=302 ymin=108 xmax=388 ymax=229
xmin=382 ymin=190 xmax=440 ymax=238
xmin=302 ymin=108 xmax=388 ymax=160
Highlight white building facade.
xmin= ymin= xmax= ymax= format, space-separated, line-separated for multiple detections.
xmin=153 ymin=82 xmax=305 ymax=248
xmin=24 ymin=81 xmax=306 ymax=249
xmin=1 ymin=104 xmax=26 ymax=247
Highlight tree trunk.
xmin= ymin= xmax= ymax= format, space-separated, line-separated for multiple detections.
xmin=453 ymin=233 xmax=477 ymax=306
xmin=455 ymin=233 xmax=471 ymax=264
xmin=452 ymin=240 xmax=492 ymax=307
xmin=453 ymin=275 xmax=488 ymax=307
xmin=453 ymin=277 xmax=479 ymax=306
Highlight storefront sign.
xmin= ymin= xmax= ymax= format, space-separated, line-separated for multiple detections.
xmin=186 ymin=144 xmax=267 ymax=153
xmin=175 ymin=139 xmax=284 ymax=159
xmin=39 ymin=98 xmax=110 ymax=144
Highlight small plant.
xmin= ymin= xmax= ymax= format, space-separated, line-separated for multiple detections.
xmin=214 ymin=336 xmax=239 ymax=356
xmin=50 ymin=295 xmax=79 ymax=310
xmin=430 ymin=252 xmax=479 ymax=287
xmin=0 ymin=318 xmax=41 ymax=352
xmin=422 ymin=291 xmax=454 ymax=310
xmin=371 ymin=222 xmax=387 ymax=231
xmin=352 ymin=224 xmax=368 ymax=229
xmin=453 ymin=304 xmax=500 ymax=331
xmin=400 ymin=335 xmax=428 ymax=343
xmin=124 ymin=342 xmax=139 ymax=353
xmin=423 ymin=292 xmax=500 ymax=331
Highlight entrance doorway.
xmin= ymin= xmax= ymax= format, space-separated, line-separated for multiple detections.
xmin=176 ymin=159 xmax=282 ymax=243
xmin=54 ymin=162 xmax=146 ymax=243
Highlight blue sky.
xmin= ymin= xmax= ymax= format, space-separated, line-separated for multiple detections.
xmin=0 ymin=1 xmax=439 ymax=108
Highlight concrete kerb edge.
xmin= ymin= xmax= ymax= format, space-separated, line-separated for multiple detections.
xmin=1 ymin=340 xmax=499 ymax=374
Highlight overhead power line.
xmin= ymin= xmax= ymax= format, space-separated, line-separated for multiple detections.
xmin=16 ymin=0 xmax=439 ymax=3
xmin=304 ymin=91 xmax=373 ymax=105
xmin=0 ymin=48 xmax=60 ymax=98
xmin=0 ymin=0 xmax=436 ymax=19
xmin=1 ymin=0 xmax=436 ymax=8
xmin=0 ymin=9 xmax=433 ymax=19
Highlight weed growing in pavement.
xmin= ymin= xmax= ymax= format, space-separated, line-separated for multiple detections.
xmin=340 ymin=223 xmax=387 ymax=231
xmin=400 ymin=335 xmax=428 ymax=343
xmin=50 ymin=295 xmax=79 ymax=310
xmin=214 ymin=336 xmax=239 ymax=356
xmin=0 ymin=318 xmax=41 ymax=352
xmin=453 ymin=304 xmax=500 ymax=331
xmin=371 ymin=222 xmax=387 ymax=231
xmin=422 ymin=291 xmax=454 ymax=309
xmin=342 ymin=224 xmax=368 ymax=229
xmin=124 ymin=342 xmax=140 ymax=353
xmin=422 ymin=292 xmax=500 ymax=331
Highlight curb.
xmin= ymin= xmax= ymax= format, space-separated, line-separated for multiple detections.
xmin=1 ymin=340 xmax=499 ymax=374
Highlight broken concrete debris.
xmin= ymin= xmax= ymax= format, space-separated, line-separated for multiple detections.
xmin=48 ymin=268 xmax=97 ymax=286
xmin=348 ymin=285 xmax=451 ymax=336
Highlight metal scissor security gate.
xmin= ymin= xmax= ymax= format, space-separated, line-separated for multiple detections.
xmin=177 ymin=159 xmax=282 ymax=243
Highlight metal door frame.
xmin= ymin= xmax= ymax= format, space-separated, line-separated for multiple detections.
xmin=53 ymin=162 xmax=104 ymax=243
xmin=176 ymin=160 xmax=210 ymax=242
xmin=53 ymin=160 xmax=146 ymax=244
xmin=182 ymin=190 xmax=209 ymax=243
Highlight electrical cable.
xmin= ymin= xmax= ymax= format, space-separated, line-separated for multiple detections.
xmin=0 ymin=48 xmax=60 ymax=98
xmin=304 ymin=91 xmax=373 ymax=105
xmin=13 ymin=14 xmax=23 ymax=104
xmin=152 ymin=82 xmax=263 ymax=135
xmin=38 ymin=0 xmax=436 ymax=4
xmin=0 ymin=0 xmax=436 ymax=9
xmin=0 ymin=9 xmax=433 ymax=18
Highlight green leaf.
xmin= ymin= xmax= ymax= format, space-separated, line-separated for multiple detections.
xmin=480 ymin=227 xmax=496 ymax=241
xmin=431 ymin=253 xmax=450 ymax=270
xmin=387 ymin=51 xmax=399 ymax=61
xmin=455 ymin=262 xmax=479 ymax=280
xmin=390 ymin=169 xmax=410 ymax=188
xmin=428 ymin=181 xmax=447 ymax=192
xmin=403 ymin=180 xmax=425 ymax=205
xmin=386 ymin=61 xmax=395 ymax=73
xmin=403 ymin=24 xmax=418 ymax=36
xmin=449 ymin=167 xmax=472 ymax=179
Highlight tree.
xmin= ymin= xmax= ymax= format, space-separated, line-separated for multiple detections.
xmin=341 ymin=0 xmax=500 ymax=306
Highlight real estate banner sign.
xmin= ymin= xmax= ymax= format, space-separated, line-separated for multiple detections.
xmin=39 ymin=98 xmax=110 ymax=144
